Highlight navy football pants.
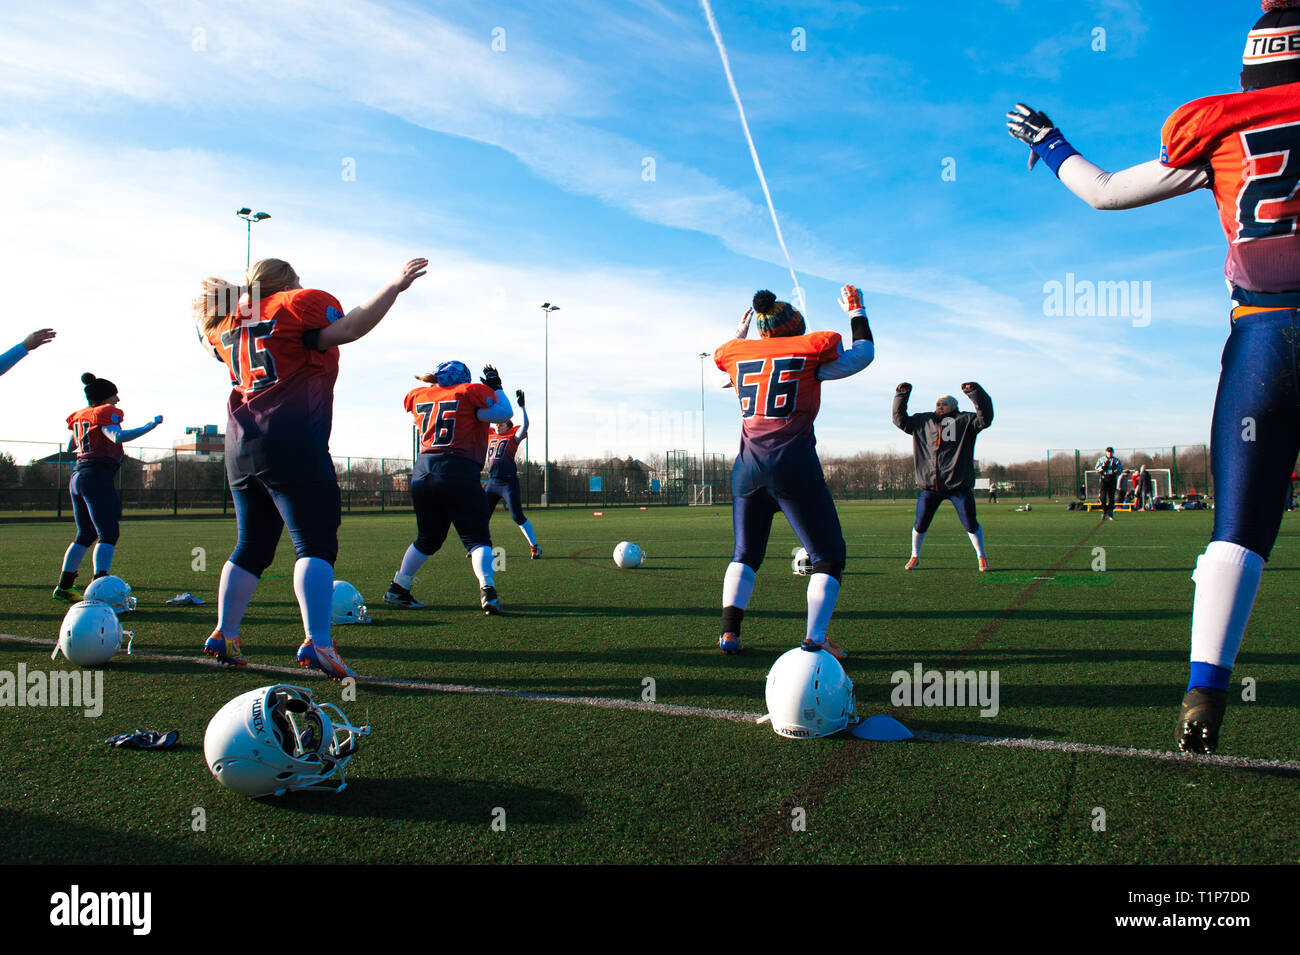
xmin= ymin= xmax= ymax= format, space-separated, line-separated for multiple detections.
xmin=1210 ymin=308 xmax=1300 ymax=560
xmin=70 ymin=467 xmax=120 ymax=547
xmin=732 ymin=483 xmax=846 ymax=570
xmin=485 ymin=476 xmax=527 ymax=525
xmin=229 ymin=479 xmax=341 ymax=575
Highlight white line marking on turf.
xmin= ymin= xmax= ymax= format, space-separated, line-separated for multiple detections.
xmin=9 ymin=634 xmax=1298 ymax=774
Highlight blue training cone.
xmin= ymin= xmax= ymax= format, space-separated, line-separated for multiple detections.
xmin=852 ymin=714 xmax=913 ymax=741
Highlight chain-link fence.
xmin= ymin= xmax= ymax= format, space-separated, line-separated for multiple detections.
xmin=1045 ymin=446 xmax=1212 ymax=500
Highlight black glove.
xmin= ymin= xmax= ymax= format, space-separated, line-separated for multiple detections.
xmin=481 ymin=365 xmax=503 ymax=390
xmin=961 ymin=381 xmax=979 ymax=393
xmin=1005 ymin=103 xmax=1056 ymax=147
xmin=896 ymin=382 xmax=912 ymax=394
xmin=515 ymin=389 xmax=525 ymax=407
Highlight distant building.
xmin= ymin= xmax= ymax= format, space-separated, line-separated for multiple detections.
xmin=174 ymin=424 xmax=224 ymax=461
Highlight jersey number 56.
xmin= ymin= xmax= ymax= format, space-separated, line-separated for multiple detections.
xmin=735 ymin=357 xmax=804 ymax=419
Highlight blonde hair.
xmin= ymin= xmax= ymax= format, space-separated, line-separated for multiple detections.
xmin=192 ymin=258 xmax=298 ymax=333
xmin=414 ymin=373 xmax=439 ymax=384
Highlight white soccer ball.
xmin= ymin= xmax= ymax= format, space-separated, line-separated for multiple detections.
xmin=791 ymin=547 xmax=812 ymax=576
xmin=613 ymin=541 xmax=645 ymax=569
xmin=54 ymin=600 xmax=125 ymax=667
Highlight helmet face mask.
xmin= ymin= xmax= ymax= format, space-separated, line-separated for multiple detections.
xmin=83 ymin=576 xmax=136 ymax=614
xmin=331 ymin=581 xmax=371 ymax=624
xmin=204 ymin=684 xmax=371 ymax=798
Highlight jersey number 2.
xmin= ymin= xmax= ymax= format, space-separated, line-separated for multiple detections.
xmin=1237 ymin=122 xmax=1300 ymax=242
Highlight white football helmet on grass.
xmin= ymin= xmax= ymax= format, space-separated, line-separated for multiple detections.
xmin=83 ymin=575 xmax=136 ymax=614
xmin=53 ymin=600 xmax=132 ymax=667
xmin=764 ymin=646 xmax=856 ymax=739
xmin=204 ymin=684 xmax=371 ymax=798
xmin=331 ymin=581 xmax=371 ymax=624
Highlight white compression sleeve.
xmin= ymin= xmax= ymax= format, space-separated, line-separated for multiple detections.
xmin=1057 ymin=156 xmax=1210 ymax=210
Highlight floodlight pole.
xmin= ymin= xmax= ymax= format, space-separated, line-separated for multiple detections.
xmin=698 ymin=352 xmax=708 ymax=486
xmin=540 ymin=303 xmax=560 ymax=506
xmin=236 ymin=208 xmax=272 ymax=270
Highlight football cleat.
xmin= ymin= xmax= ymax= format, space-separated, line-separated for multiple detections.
xmin=52 ymin=586 xmax=83 ymax=602
xmin=203 ymin=630 xmax=247 ymax=668
xmin=1176 ymin=687 xmax=1227 ymax=755
xmin=978 ymin=557 xmax=990 ymax=573
xmin=296 ymin=639 xmax=356 ymax=680
xmin=719 ymin=632 xmax=742 ymax=655
xmin=904 ymin=557 xmax=919 ymax=570
xmin=530 ymin=544 xmax=543 ymax=560
xmin=801 ymin=637 xmax=847 ymax=662
xmin=383 ymin=583 xmax=425 ymax=609
xmin=480 ymin=586 xmax=501 ymax=615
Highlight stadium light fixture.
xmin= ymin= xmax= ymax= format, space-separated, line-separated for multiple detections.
xmin=540 ymin=304 xmax=561 ymax=506
xmin=236 ymin=208 xmax=272 ymax=269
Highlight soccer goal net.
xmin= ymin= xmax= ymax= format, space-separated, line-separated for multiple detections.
xmin=1084 ymin=468 xmax=1173 ymax=502
xmin=688 ymin=484 xmax=713 ymax=506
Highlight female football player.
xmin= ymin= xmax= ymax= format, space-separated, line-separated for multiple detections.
xmin=385 ymin=363 xmax=514 ymax=613
xmin=1006 ymin=0 xmax=1300 ymax=752
xmin=193 ymin=256 xmax=428 ymax=678
xmin=713 ymin=285 xmax=875 ymax=659
xmin=55 ymin=372 xmax=163 ymax=599
xmin=892 ymin=383 xmax=994 ymax=572
xmin=484 ymin=388 xmax=541 ymax=559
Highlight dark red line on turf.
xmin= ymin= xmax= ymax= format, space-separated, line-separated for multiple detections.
xmin=713 ymin=522 xmax=1104 ymax=865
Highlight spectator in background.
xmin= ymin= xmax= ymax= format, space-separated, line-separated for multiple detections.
xmin=989 ymin=482 xmax=999 ymax=504
xmin=1096 ymin=447 xmax=1122 ymax=521
xmin=1139 ymin=465 xmax=1154 ymax=510
xmin=0 ymin=329 xmax=56 ymax=376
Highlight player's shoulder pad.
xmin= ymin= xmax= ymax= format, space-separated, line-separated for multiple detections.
xmin=286 ymin=288 xmax=346 ymax=326
xmin=1160 ymin=93 xmax=1229 ymax=168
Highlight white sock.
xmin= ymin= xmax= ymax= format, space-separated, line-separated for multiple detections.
xmin=722 ymin=562 xmax=756 ymax=609
xmin=62 ymin=542 xmax=87 ymax=574
xmin=216 ymin=561 xmax=259 ymax=639
xmin=518 ymin=520 xmax=537 ymax=547
xmin=92 ymin=543 xmax=115 ymax=575
xmin=470 ymin=545 xmax=494 ymax=588
xmin=968 ymin=527 xmax=986 ymax=559
xmin=911 ymin=529 xmax=925 ymax=558
xmin=1190 ymin=541 xmax=1264 ymax=670
xmin=395 ymin=545 xmax=430 ymax=589
xmin=293 ymin=557 xmax=334 ymax=648
xmin=806 ymin=573 xmax=841 ymax=643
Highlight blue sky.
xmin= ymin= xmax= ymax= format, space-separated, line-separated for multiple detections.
xmin=0 ymin=0 xmax=1261 ymax=465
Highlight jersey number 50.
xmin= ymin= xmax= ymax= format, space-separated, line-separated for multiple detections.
xmin=735 ymin=357 xmax=804 ymax=419
xmin=1237 ymin=122 xmax=1300 ymax=242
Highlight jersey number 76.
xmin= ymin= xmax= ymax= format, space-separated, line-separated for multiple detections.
xmin=415 ymin=400 xmax=459 ymax=448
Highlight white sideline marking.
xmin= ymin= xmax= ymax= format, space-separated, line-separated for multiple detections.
xmin=9 ymin=633 xmax=1299 ymax=774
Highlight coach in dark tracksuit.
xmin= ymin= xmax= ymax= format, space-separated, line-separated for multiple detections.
xmin=893 ymin=382 xmax=994 ymax=571
xmin=1096 ymin=447 xmax=1122 ymax=520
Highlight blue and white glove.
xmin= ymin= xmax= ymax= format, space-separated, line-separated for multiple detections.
xmin=1006 ymin=103 xmax=1079 ymax=175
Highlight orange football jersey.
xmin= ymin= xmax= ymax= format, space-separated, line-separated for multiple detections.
xmin=405 ymin=381 xmax=497 ymax=464
xmin=714 ymin=331 xmax=842 ymax=457
xmin=1161 ymin=82 xmax=1300 ymax=292
xmin=67 ymin=405 xmax=124 ymax=466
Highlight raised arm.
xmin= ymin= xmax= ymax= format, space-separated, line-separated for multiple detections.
xmin=0 ymin=329 xmax=56 ymax=377
xmin=818 ymin=284 xmax=876 ymax=381
xmin=315 ymin=258 xmax=428 ymax=350
xmin=515 ymin=392 xmax=530 ymax=439
xmin=103 ymin=415 xmax=163 ymax=444
xmin=961 ymin=382 xmax=993 ymax=431
xmin=1006 ymin=104 xmax=1210 ymax=209
xmin=475 ymin=365 xmax=514 ymax=423
xmin=891 ymin=383 xmax=915 ymax=434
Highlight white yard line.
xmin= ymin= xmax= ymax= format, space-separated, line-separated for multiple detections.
xmin=7 ymin=633 xmax=1297 ymax=774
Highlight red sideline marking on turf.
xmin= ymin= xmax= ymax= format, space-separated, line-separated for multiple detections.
xmin=10 ymin=633 xmax=1297 ymax=775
